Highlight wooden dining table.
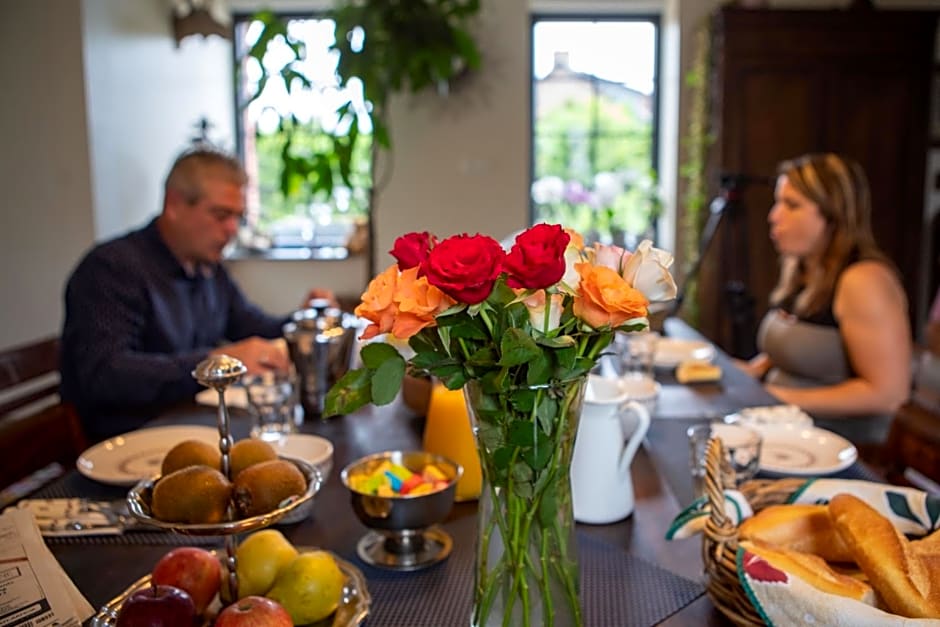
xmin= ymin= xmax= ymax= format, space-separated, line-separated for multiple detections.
xmin=39 ymin=317 xmax=878 ymax=626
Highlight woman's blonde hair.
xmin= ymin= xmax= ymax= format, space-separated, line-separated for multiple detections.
xmin=769 ymin=153 xmax=890 ymax=317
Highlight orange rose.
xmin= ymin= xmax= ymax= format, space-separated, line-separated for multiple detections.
xmin=355 ymin=264 xmax=400 ymax=339
xmin=573 ymin=263 xmax=648 ymax=328
xmin=392 ymin=267 xmax=456 ymax=339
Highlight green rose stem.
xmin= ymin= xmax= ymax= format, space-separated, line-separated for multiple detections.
xmin=470 ymin=378 xmax=584 ymax=627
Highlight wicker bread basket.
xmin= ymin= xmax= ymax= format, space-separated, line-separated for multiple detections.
xmin=700 ymin=437 xmax=807 ymax=626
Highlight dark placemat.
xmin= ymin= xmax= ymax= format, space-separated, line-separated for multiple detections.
xmin=26 ymin=473 xmax=225 ymax=547
xmin=357 ymin=514 xmax=704 ymax=626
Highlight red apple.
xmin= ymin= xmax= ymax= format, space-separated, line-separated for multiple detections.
xmin=115 ymin=583 xmax=196 ymax=627
xmin=151 ymin=547 xmax=222 ymax=615
xmin=214 ymin=595 xmax=292 ymax=627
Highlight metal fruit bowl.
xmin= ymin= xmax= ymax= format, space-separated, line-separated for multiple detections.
xmin=126 ymin=456 xmax=322 ymax=535
xmin=90 ymin=548 xmax=369 ymax=627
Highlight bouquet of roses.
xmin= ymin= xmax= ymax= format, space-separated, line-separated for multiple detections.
xmin=326 ymin=223 xmax=675 ymax=627
xmin=325 ymin=223 xmax=676 ymax=414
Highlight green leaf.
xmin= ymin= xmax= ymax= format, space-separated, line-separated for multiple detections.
xmin=371 ymin=357 xmax=405 ymax=405
xmin=324 ymin=368 xmax=372 ymax=416
xmin=536 ymin=395 xmax=559 ymax=435
xmin=555 ymin=346 xmax=576 ymax=369
xmin=539 ymin=486 xmax=558 ymax=526
xmin=439 ymin=368 xmax=468 ymax=390
xmin=508 ymin=420 xmax=536 ymax=448
xmin=522 ymin=441 xmax=552 ymax=470
xmin=511 ymin=461 xmax=533 ymax=484
xmin=360 ymin=342 xmax=403 ymax=369
xmin=466 ymin=347 xmax=497 ymax=367
xmin=536 ymin=335 xmax=577 ymax=348
xmin=526 ymin=352 xmax=552 ymax=386
xmin=447 ymin=321 xmax=489 ymax=340
xmin=510 ymin=388 xmax=537 ymax=413
xmin=498 ymin=328 xmax=541 ymax=367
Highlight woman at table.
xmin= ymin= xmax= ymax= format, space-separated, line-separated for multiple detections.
xmin=738 ymin=153 xmax=911 ymax=448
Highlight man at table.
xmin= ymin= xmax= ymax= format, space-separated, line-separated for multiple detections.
xmin=60 ymin=146 xmax=327 ymax=442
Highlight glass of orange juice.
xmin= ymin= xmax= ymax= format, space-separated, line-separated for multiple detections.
xmin=422 ymin=382 xmax=482 ymax=501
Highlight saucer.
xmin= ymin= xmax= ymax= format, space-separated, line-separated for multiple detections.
xmin=654 ymin=338 xmax=716 ymax=368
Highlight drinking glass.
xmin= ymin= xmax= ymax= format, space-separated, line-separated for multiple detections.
xmin=687 ymin=420 xmax=762 ymax=498
xmin=243 ymin=371 xmax=298 ymax=442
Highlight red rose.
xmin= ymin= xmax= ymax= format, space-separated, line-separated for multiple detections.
xmin=390 ymin=232 xmax=437 ymax=270
xmin=422 ymin=234 xmax=505 ymax=304
xmin=504 ymin=223 xmax=570 ymax=289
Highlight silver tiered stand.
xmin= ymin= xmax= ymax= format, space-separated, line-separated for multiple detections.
xmin=122 ymin=355 xmax=323 ymax=604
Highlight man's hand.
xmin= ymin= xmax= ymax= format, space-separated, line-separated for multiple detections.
xmin=212 ymin=337 xmax=290 ymax=374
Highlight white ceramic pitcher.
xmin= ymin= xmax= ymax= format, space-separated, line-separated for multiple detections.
xmin=570 ymin=374 xmax=651 ymax=524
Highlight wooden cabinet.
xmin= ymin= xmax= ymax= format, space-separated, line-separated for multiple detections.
xmin=695 ymin=6 xmax=936 ymax=357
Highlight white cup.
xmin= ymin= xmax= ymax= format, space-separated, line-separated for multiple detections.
xmin=571 ymin=375 xmax=651 ymax=524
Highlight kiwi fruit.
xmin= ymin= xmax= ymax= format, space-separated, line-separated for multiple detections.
xmin=151 ymin=466 xmax=232 ymax=524
xmin=233 ymin=459 xmax=307 ymax=517
xmin=230 ymin=438 xmax=278 ymax=478
xmin=161 ymin=439 xmax=221 ymax=475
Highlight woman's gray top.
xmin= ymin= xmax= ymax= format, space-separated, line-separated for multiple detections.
xmin=757 ymin=307 xmax=891 ymax=446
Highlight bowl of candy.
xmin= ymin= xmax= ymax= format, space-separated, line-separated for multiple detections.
xmin=341 ymin=450 xmax=462 ymax=571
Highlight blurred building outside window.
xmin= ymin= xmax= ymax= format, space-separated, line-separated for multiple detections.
xmin=532 ymin=18 xmax=660 ymax=249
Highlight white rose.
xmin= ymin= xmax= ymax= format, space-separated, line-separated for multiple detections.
xmin=520 ymin=291 xmax=564 ymax=333
xmin=621 ymin=239 xmax=677 ymax=302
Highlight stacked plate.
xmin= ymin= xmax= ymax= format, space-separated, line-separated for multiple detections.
xmin=727 ymin=405 xmax=858 ymax=477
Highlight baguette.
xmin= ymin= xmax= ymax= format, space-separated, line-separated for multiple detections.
xmin=738 ymin=504 xmax=854 ymax=563
xmin=829 ymin=493 xmax=940 ymax=619
xmin=741 ymin=539 xmax=875 ymax=603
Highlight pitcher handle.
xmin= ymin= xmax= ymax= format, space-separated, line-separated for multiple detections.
xmin=617 ymin=400 xmax=651 ymax=476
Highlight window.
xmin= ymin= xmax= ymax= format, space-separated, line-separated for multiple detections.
xmin=233 ymin=14 xmax=372 ymax=255
xmin=531 ymin=17 xmax=660 ymax=248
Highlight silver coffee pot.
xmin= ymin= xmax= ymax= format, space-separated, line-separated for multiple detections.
xmin=283 ymin=299 xmax=359 ymax=418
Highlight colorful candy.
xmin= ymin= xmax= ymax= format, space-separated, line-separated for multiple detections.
xmin=348 ymin=461 xmax=450 ymax=496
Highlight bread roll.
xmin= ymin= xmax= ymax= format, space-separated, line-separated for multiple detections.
xmin=676 ymin=360 xmax=721 ymax=383
xmin=829 ymin=493 xmax=940 ymax=619
xmin=740 ymin=540 xmax=875 ymax=603
xmin=738 ymin=504 xmax=854 ymax=563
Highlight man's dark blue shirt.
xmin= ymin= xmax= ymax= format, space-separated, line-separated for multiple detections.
xmin=61 ymin=218 xmax=287 ymax=441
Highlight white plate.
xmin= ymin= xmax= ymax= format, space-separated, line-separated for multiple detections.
xmin=758 ymin=424 xmax=858 ymax=476
xmin=654 ymin=338 xmax=716 ymax=368
xmin=76 ymin=425 xmax=220 ymax=486
xmin=728 ymin=405 xmax=814 ymax=431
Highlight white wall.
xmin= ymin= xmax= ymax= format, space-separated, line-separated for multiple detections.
xmin=0 ymin=2 xmax=95 ymax=349
xmin=82 ymin=0 xmax=235 ymax=241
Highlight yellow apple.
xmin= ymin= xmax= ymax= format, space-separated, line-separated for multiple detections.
xmin=266 ymin=551 xmax=345 ymax=625
xmin=235 ymin=529 xmax=298 ymax=598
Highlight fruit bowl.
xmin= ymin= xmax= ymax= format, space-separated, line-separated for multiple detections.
xmin=90 ymin=549 xmax=370 ymax=627
xmin=126 ymin=457 xmax=323 ymax=535
xmin=341 ymin=450 xmax=461 ymax=570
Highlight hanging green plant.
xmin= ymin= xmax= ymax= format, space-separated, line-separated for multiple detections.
xmin=239 ymin=1 xmax=483 ymax=278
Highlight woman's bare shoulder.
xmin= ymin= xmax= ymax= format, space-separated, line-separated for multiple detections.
xmin=835 ymin=260 xmax=907 ymax=315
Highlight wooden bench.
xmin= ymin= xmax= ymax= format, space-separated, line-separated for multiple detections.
xmin=0 ymin=336 xmax=87 ymax=497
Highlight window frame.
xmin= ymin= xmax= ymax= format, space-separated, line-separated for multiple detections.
xmin=528 ymin=12 xmax=662 ymax=243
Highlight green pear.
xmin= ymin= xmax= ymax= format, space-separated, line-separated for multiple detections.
xmin=235 ymin=529 xmax=298 ymax=598
xmin=266 ymin=551 xmax=345 ymax=625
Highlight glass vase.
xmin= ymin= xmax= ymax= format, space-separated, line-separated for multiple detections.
xmin=464 ymin=376 xmax=587 ymax=627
